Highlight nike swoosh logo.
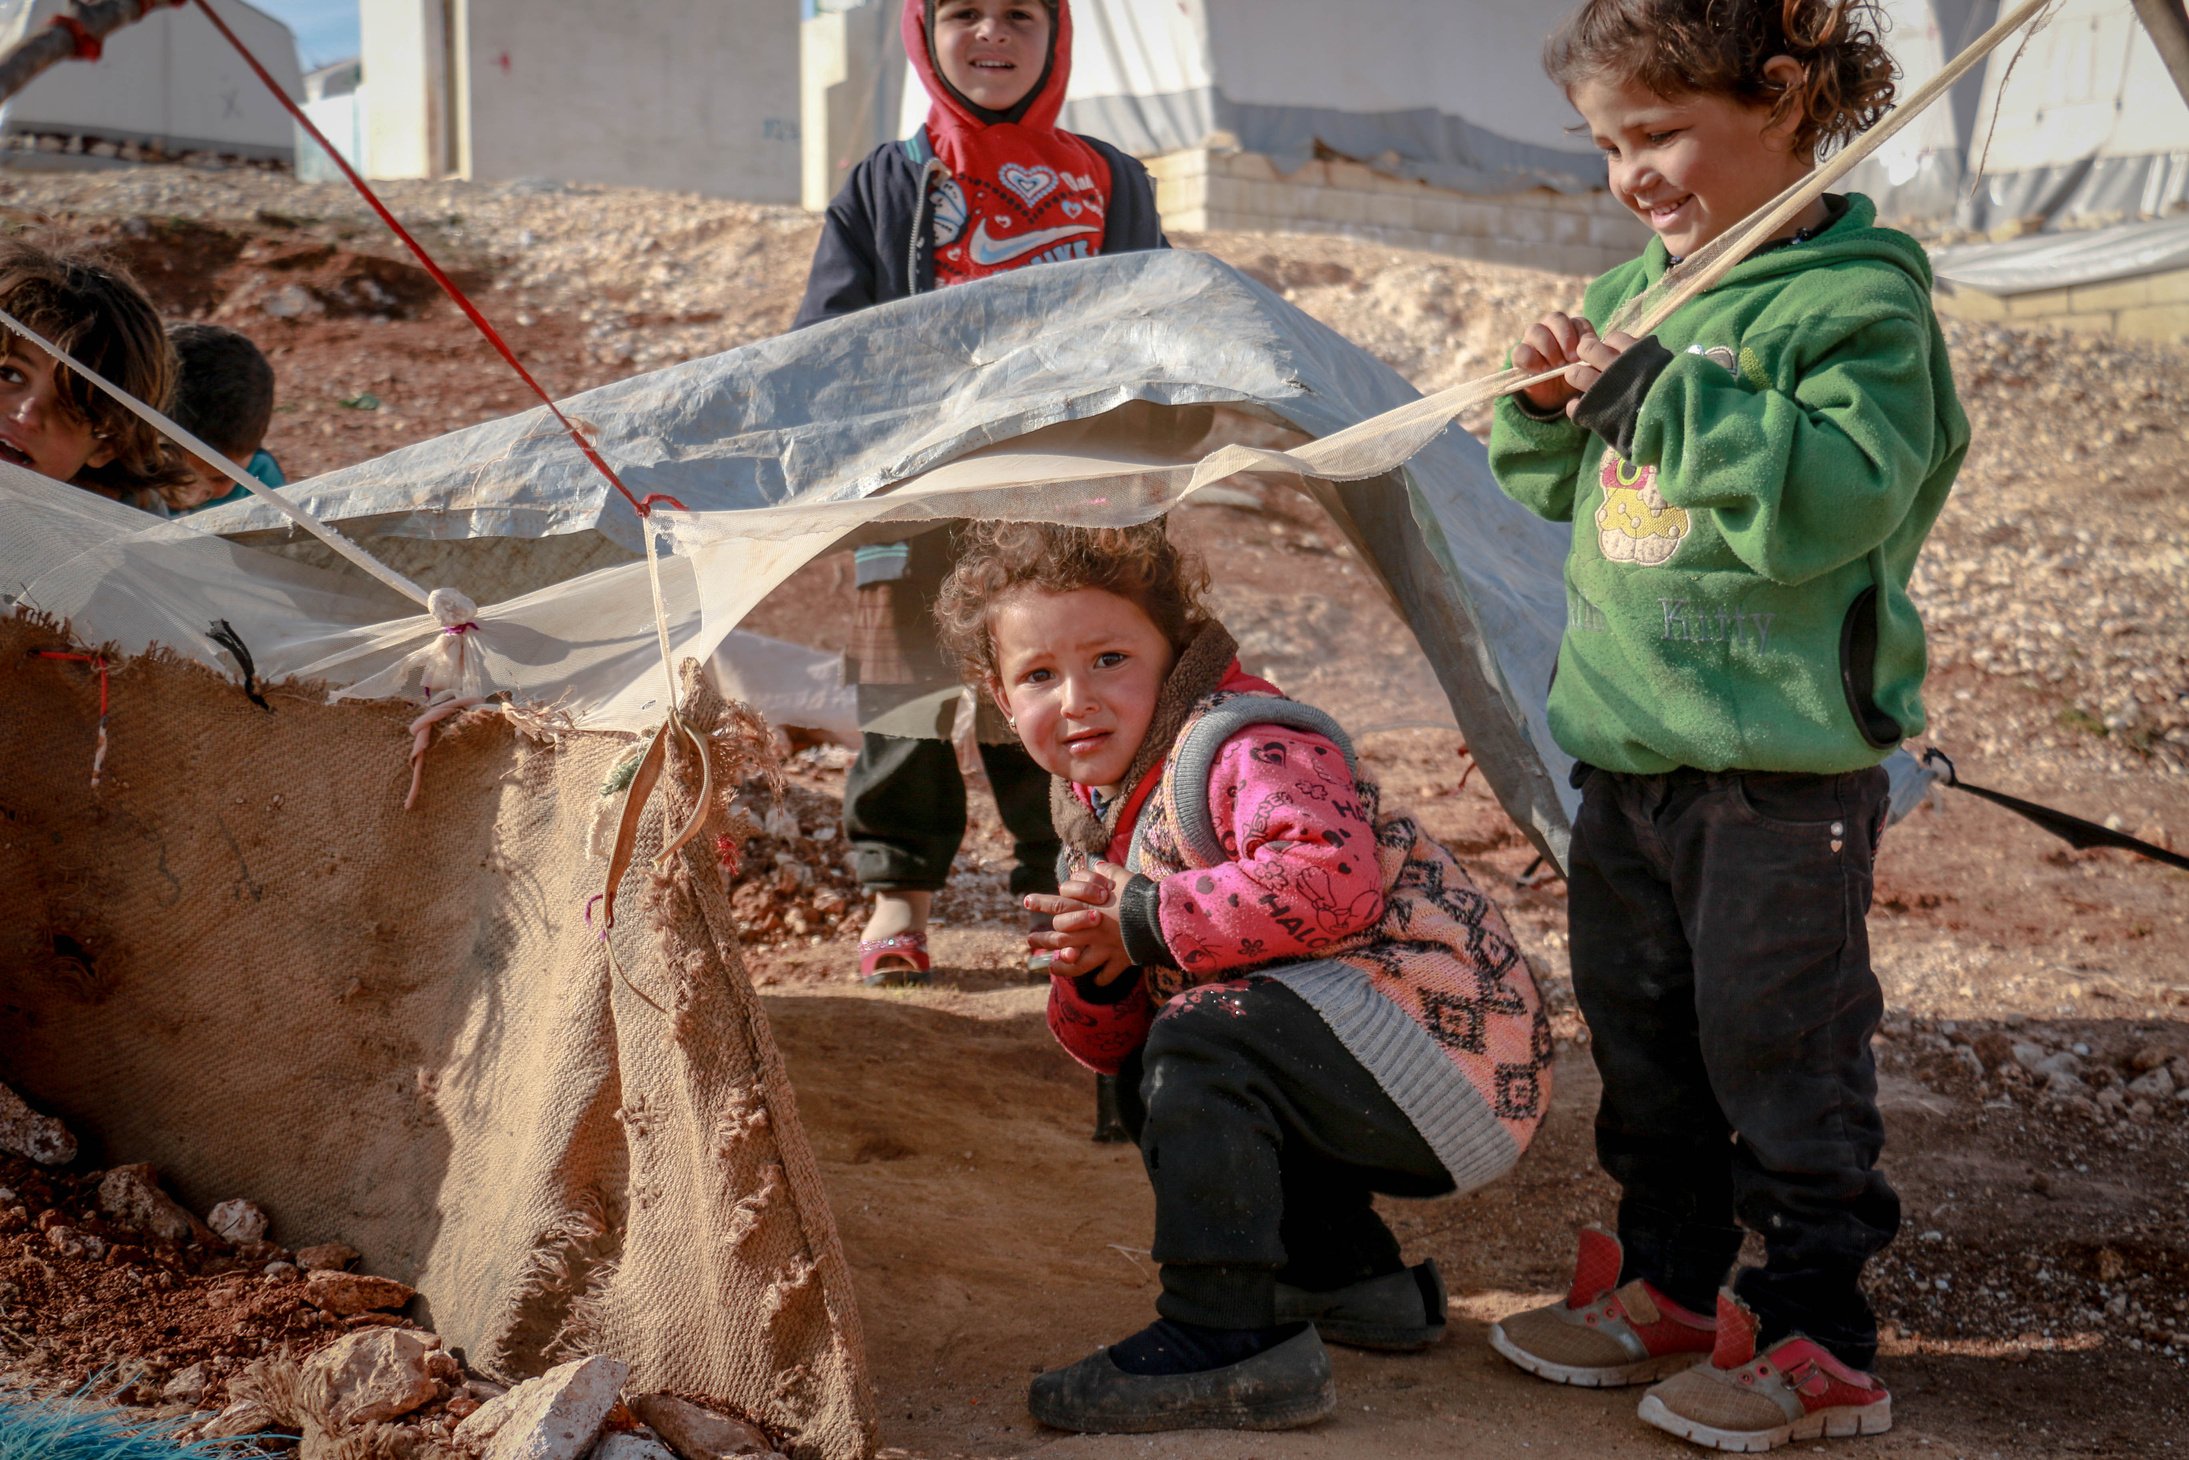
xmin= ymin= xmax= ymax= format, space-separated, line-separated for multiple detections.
xmin=966 ymin=220 xmax=1100 ymax=267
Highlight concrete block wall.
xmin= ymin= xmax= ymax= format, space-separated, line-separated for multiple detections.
xmin=1934 ymin=267 xmax=2189 ymax=342
xmin=1144 ymin=148 xmax=1648 ymax=276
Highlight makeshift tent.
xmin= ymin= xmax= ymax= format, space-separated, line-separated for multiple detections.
xmin=1 ymin=248 xmax=1567 ymax=1460
xmin=0 ymin=0 xmax=300 ymax=161
xmin=1846 ymin=0 xmax=2189 ymax=228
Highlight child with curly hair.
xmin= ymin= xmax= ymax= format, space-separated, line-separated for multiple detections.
xmin=1484 ymin=0 xmax=1969 ymax=1449
xmin=0 ymin=236 xmax=187 ymax=512
xmin=934 ymin=520 xmax=1551 ymax=1434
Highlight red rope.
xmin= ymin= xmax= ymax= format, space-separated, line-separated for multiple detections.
xmin=183 ymin=0 xmax=661 ymax=519
xmin=51 ymin=15 xmax=102 ymax=60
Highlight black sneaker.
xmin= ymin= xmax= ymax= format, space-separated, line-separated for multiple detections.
xmin=1275 ymin=1259 xmax=1448 ymax=1351
xmin=1027 ymin=1325 xmax=1335 ymax=1434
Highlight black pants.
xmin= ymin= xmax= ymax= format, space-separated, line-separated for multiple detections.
xmin=842 ymin=732 xmax=1060 ymax=896
xmin=1567 ymin=764 xmax=1899 ymax=1371
xmin=1116 ymin=978 xmax=1452 ymax=1329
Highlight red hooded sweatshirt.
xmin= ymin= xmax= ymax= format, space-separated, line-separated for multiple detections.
xmin=904 ymin=0 xmax=1114 ymax=286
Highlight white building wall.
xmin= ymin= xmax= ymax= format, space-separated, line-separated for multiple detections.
xmin=359 ymin=0 xmax=447 ymax=180
xmin=457 ymin=0 xmax=801 ymax=202
xmin=0 ymin=0 xmax=301 ymax=159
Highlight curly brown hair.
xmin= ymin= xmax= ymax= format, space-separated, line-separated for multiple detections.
xmin=934 ymin=520 xmax=1213 ymax=688
xmin=0 ymin=233 xmax=188 ymax=495
xmin=1545 ymin=0 xmax=1898 ymax=158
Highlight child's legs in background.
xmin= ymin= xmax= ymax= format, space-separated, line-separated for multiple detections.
xmin=976 ymin=737 xmax=1063 ymax=898
xmin=1568 ymin=768 xmax=1745 ymax=1311
xmin=1113 ymin=978 xmax=1452 ymax=1328
xmin=1571 ymin=765 xmax=1900 ymax=1371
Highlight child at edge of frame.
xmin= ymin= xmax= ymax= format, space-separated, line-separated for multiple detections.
xmin=931 ymin=519 xmax=1554 ymax=1434
xmin=161 ymin=321 xmax=288 ymax=514
xmin=0 ymin=234 xmax=191 ymax=514
xmin=1482 ymin=0 xmax=1970 ymax=1451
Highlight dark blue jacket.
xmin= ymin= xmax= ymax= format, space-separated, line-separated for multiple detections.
xmin=792 ymin=128 xmax=1166 ymax=329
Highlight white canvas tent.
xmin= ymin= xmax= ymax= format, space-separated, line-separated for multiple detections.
xmin=1841 ymin=0 xmax=2189 ymax=229
xmin=0 ymin=0 xmax=300 ymax=162
xmin=825 ymin=0 xmax=2188 ymax=233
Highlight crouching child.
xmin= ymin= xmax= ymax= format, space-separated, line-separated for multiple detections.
xmin=933 ymin=520 xmax=1553 ymax=1433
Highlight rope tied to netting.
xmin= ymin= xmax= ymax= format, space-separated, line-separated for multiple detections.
xmin=179 ymin=0 xmax=708 ymax=906
xmin=30 ymin=648 xmax=110 ymax=789
xmin=205 ymin=619 xmax=271 ymax=712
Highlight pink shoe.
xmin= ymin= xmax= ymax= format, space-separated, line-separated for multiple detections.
xmin=857 ymin=930 xmax=930 ymax=987
xmin=1637 ymin=1291 xmax=1891 ymax=1451
xmin=1489 ymin=1226 xmax=1718 ymax=1387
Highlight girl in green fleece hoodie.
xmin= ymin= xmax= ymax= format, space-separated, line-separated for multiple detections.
xmin=1482 ymin=0 xmax=1970 ymax=1452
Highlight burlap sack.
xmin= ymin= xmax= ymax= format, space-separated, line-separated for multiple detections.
xmin=0 ymin=617 xmax=875 ymax=1459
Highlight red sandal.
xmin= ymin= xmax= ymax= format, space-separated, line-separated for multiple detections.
xmin=857 ymin=930 xmax=931 ymax=987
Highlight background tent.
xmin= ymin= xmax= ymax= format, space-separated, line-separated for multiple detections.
xmin=1847 ymin=0 xmax=2189 ymax=229
xmin=0 ymin=0 xmax=300 ymax=162
xmin=807 ymin=0 xmax=2189 ymax=247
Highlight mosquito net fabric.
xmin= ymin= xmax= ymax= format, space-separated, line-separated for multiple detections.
xmin=160 ymin=249 xmax=1576 ymax=856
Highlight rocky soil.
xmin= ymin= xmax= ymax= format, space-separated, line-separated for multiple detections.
xmin=1 ymin=161 xmax=2186 ymax=1458
xmin=0 ymin=1138 xmax=785 ymax=1460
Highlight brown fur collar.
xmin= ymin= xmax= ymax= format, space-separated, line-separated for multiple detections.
xmin=1051 ymin=619 xmax=1240 ymax=858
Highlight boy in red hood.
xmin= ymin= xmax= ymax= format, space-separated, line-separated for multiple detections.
xmin=793 ymin=0 xmax=1167 ymax=1000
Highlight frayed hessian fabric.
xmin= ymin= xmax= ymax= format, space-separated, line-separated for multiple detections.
xmin=0 ymin=620 xmax=876 ymax=1459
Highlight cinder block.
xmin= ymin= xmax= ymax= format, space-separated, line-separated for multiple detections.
xmin=1203 ymin=176 xmax=1256 ymax=215
xmin=1325 ymin=158 xmax=1380 ymax=192
xmin=1322 ymin=188 xmax=1374 ymax=225
xmin=2004 ymin=287 xmax=2072 ymax=318
xmin=2032 ymin=310 xmax=2115 ymax=335
xmin=1932 ymin=283 xmax=2008 ymax=321
xmin=1282 ymin=158 xmax=1330 ymax=188
xmin=2145 ymin=267 xmax=2189 ymax=304
xmin=1411 ymin=193 xmax=1461 ymax=234
xmin=1223 ymin=151 xmax=1281 ymax=182
xmin=2069 ymin=276 xmax=2153 ymax=312
xmin=1588 ymin=210 xmax=1646 ymax=250
xmin=1449 ymin=199 xmax=1500 ymax=239
xmin=2116 ymin=302 xmax=2189 ymax=341
xmin=1547 ymin=208 xmax=1590 ymax=246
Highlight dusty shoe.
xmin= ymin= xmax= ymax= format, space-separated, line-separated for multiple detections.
xmin=1027 ymin=1325 xmax=1335 ymax=1434
xmin=1275 ymin=1260 xmax=1447 ymax=1351
xmin=1637 ymin=1291 xmax=1891 ymax=1452
xmin=1489 ymin=1226 xmax=1717 ymax=1386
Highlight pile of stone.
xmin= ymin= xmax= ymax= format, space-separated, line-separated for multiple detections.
xmin=724 ymin=775 xmax=859 ymax=950
xmin=1904 ymin=1017 xmax=2189 ymax=1127
xmin=0 ymin=1092 xmax=783 ymax=1459
xmin=198 ymin=1347 xmax=785 ymax=1460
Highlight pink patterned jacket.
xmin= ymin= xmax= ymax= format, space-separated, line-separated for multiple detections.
xmin=1046 ymin=677 xmax=1553 ymax=1160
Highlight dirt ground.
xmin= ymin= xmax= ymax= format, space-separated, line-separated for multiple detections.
xmin=2 ymin=165 xmax=2186 ymax=1457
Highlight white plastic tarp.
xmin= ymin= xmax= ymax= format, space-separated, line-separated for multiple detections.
xmin=8 ymin=250 xmax=1573 ymax=859
xmin=0 ymin=0 xmax=302 ymax=160
xmin=1930 ymin=210 xmax=2189 ymax=292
